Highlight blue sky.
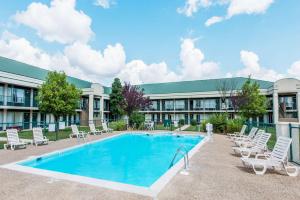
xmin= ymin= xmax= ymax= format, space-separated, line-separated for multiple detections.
xmin=0 ymin=0 xmax=299 ymax=85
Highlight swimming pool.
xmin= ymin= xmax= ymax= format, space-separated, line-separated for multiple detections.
xmin=3 ymin=133 xmax=206 ymax=196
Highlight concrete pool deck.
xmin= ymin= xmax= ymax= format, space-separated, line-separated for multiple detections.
xmin=0 ymin=132 xmax=299 ymax=200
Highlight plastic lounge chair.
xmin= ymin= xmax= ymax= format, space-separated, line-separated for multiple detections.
xmin=102 ymin=122 xmax=113 ymax=133
xmin=233 ymin=127 xmax=258 ymax=142
xmin=69 ymin=125 xmax=87 ymax=138
xmin=235 ymin=129 xmax=263 ymax=147
xmin=232 ymin=132 xmax=271 ymax=158
xmin=228 ymin=125 xmax=247 ymax=139
xmin=4 ymin=129 xmax=27 ymax=150
xmin=241 ymin=136 xmax=299 ymax=176
xmin=89 ymin=123 xmax=103 ymax=135
xmin=33 ymin=127 xmax=49 ymax=146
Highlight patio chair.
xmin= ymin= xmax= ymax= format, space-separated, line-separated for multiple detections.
xmin=102 ymin=122 xmax=113 ymax=133
xmin=233 ymin=127 xmax=258 ymax=144
xmin=228 ymin=125 xmax=247 ymax=139
xmin=232 ymin=132 xmax=271 ymax=158
xmin=241 ymin=136 xmax=299 ymax=176
xmin=235 ymin=129 xmax=263 ymax=147
xmin=33 ymin=127 xmax=49 ymax=146
xmin=69 ymin=125 xmax=87 ymax=138
xmin=4 ymin=129 xmax=27 ymax=150
xmin=89 ymin=123 xmax=103 ymax=135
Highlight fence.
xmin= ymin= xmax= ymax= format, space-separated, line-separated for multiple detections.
xmin=289 ymin=124 xmax=300 ymax=165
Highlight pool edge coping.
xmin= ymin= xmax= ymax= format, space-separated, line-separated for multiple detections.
xmin=0 ymin=132 xmax=208 ymax=198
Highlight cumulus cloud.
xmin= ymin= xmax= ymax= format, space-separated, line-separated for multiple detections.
xmin=235 ymin=50 xmax=284 ymax=81
xmin=177 ymin=0 xmax=212 ymax=17
xmin=94 ymin=0 xmax=114 ymax=9
xmin=14 ymin=0 xmax=93 ymax=44
xmin=287 ymin=61 xmax=300 ymax=79
xmin=64 ymin=42 xmax=126 ymax=77
xmin=180 ymin=38 xmax=219 ymax=80
xmin=205 ymin=16 xmax=224 ymax=26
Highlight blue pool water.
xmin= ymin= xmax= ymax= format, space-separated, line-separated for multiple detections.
xmin=20 ymin=133 xmax=203 ymax=187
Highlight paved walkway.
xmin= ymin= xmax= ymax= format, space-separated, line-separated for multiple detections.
xmin=0 ymin=132 xmax=299 ymax=200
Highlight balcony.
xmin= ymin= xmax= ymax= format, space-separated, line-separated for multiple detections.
xmin=6 ymin=96 xmax=30 ymax=107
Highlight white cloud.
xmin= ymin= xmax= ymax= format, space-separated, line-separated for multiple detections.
xmin=177 ymin=0 xmax=212 ymax=17
xmin=180 ymin=38 xmax=219 ymax=80
xmin=287 ymin=61 xmax=300 ymax=79
xmin=94 ymin=0 xmax=114 ymax=9
xmin=205 ymin=16 xmax=224 ymax=26
xmin=14 ymin=0 xmax=93 ymax=44
xmin=64 ymin=42 xmax=126 ymax=77
xmin=227 ymin=0 xmax=274 ymax=18
xmin=118 ymin=61 xmax=179 ymax=85
xmin=236 ymin=50 xmax=284 ymax=81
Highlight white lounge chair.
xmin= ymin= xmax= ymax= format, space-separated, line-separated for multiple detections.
xmin=241 ymin=136 xmax=299 ymax=176
xmin=89 ymin=123 xmax=103 ymax=135
xmin=232 ymin=132 xmax=271 ymax=158
xmin=69 ymin=125 xmax=87 ymax=138
xmin=102 ymin=122 xmax=113 ymax=133
xmin=4 ymin=129 xmax=27 ymax=150
xmin=228 ymin=125 xmax=247 ymax=139
xmin=235 ymin=129 xmax=263 ymax=148
xmin=233 ymin=127 xmax=258 ymax=142
xmin=33 ymin=127 xmax=49 ymax=146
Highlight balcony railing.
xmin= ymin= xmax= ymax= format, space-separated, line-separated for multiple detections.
xmin=6 ymin=96 xmax=30 ymax=107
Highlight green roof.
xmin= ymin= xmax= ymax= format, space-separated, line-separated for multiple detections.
xmin=138 ymin=77 xmax=273 ymax=94
xmin=0 ymin=56 xmax=92 ymax=88
xmin=103 ymin=77 xmax=273 ymax=95
xmin=103 ymin=86 xmax=112 ymax=95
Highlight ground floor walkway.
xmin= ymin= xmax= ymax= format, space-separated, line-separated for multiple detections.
xmin=0 ymin=132 xmax=299 ymax=200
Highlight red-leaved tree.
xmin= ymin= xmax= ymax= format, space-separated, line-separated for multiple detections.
xmin=122 ymin=82 xmax=152 ymax=118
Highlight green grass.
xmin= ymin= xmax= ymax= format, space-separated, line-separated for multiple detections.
xmin=0 ymin=141 xmax=5 ymax=149
xmin=154 ymin=124 xmax=173 ymax=131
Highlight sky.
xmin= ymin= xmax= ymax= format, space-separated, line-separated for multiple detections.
xmin=0 ymin=0 xmax=299 ymax=86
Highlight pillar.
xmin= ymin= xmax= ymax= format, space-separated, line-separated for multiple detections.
xmin=273 ymin=92 xmax=279 ymax=123
xmin=3 ymin=109 xmax=7 ymax=130
xmin=100 ymin=97 xmax=104 ymax=122
xmin=3 ymin=84 xmax=8 ymax=106
xmin=297 ymin=92 xmax=300 ymax=123
xmin=88 ymin=94 xmax=94 ymax=124
xmin=30 ymin=88 xmax=33 ymax=107
xmin=29 ymin=110 xmax=33 ymax=129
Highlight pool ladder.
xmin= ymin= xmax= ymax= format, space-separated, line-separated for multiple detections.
xmin=169 ymin=145 xmax=189 ymax=170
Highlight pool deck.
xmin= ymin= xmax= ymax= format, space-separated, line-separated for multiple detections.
xmin=0 ymin=131 xmax=299 ymax=200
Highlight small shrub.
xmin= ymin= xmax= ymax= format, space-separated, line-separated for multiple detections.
xmin=227 ymin=118 xmax=244 ymax=133
xmin=208 ymin=113 xmax=228 ymax=133
xmin=109 ymin=120 xmax=127 ymax=131
xmin=179 ymin=119 xmax=185 ymax=126
xmin=129 ymin=112 xmax=145 ymax=129
xmin=201 ymin=120 xmax=208 ymax=132
xmin=190 ymin=119 xmax=197 ymax=126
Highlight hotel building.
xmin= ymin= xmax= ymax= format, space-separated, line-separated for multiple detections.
xmin=0 ymin=56 xmax=299 ymax=130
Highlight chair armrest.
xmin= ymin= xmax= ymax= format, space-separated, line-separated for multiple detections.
xmin=255 ymin=153 xmax=269 ymax=159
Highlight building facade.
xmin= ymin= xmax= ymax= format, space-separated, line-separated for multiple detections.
xmin=0 ymin=56 xmax=299 ymax=130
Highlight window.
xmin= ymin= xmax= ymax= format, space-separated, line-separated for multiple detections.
xmin=150 ymin=101 xmax=158 ymax=110
xmin=175 ymin=100 xmax=185 ymax=110
xmin=165 ymin=100 xmax=174 ymax=110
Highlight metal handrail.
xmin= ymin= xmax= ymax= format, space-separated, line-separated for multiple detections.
xmin=169 ymin=146 xmax=189 ymax=169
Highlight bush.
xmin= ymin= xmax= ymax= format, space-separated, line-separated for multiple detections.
xmin=190 ymin=119 xmax=197 ymax=126
xmin=129 ymin=112 xmax=145 ymax=129
xmin=179 ymin=119 xmax=185 ymax=126
xmin=208 ymin=113 xmax=228 ymax=133
xmin=201 ymin=120 xmax=208 ymax=132
xmin=227 ymin=118 xmax=244 ymax=133
xmin=109 ymin=120 xmax=127 ymax=131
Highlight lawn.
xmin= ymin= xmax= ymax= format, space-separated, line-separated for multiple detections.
xmin=0 ymin=126 xmax=103 ymax=147
xmin=154 ymin=124 xmax=174 ymax=131
xmin=184 ymin=125 xmax=203 ymax=132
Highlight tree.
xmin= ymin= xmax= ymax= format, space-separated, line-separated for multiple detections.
xmin=37 ymin=71 xmax=82 ymax=139
xmin=237 ymin=77 xmax=267 ymax=119
xmin=122 ymin=82 xmax=152 ymax=120
xmin=216 ymin=79 xmax=237 ymax=112
xmin=109 ymin=78 xmax=124 ymax=120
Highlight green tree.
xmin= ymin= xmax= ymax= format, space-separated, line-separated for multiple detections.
xmin=36 ymin=71 xmax=82 ymax=139
xmin=109 ymin=78 xmax=124 ymax=120
xmin=238 ymin=77 xmax=267 ymax=119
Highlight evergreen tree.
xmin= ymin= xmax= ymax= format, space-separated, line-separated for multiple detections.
xmin=109 ymin=78 xmax=124 ymax=120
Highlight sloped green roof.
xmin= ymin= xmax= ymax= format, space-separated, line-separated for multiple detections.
xmin=103 ymin=77 xmax=273 ymax=95
xmin=138 ymin=77 xmax=273 ymax=94
xmin=0 ymin=56 xmax=92 ymax=88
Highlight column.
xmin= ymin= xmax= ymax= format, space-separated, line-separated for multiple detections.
xmin=3 ymin=109 xmax=7 ymax=130
xmin=3 ymin=84 xmax=8 ymax=106
xmin=100 ymin=97 xmax=104 ymax=123
xmin=297 ymin=92 xmax=300 ymax=123
xmin=30 ymin=88 xmax=33 ymax=107
xmin=273 ymin=92 xmax=279 ymax=123
xmin=37 ymin=112 xmax=41 ymax=125
xmin=29 ymin=110 xmax=33 ymax=129
xmin=88 ymin=94 xmax=94 ymax=124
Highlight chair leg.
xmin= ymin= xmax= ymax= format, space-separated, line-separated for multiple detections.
xmin=283 ymin=164 xmax=299 ymax=177
xmin=252 ymin=163 xmax=267 ymax=175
